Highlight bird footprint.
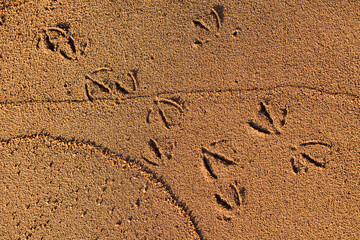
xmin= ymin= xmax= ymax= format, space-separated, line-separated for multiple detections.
xmin=248 ymin=101 xmax=288 ymax=135
xmin=290 ymin=141 xmax=334 ymax=174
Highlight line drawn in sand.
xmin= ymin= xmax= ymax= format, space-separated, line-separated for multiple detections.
xmin=0 ymin=84 xmax=357 ymax=106
xmin=0 ymin=134 xmax=202 ymax=240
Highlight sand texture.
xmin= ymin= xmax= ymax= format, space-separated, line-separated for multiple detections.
xmin=0 ymin=1 xmax=359 ymax=239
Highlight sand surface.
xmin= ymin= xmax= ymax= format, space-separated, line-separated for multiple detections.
xmin=0 ymin=1 xmax=359 ymax=239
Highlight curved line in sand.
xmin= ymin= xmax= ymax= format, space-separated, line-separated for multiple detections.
xmin=0 ymin=133 xmax=204 ymax=240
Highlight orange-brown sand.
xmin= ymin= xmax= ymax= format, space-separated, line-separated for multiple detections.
xmin=0 ymin=1 xmax=359 ymax=239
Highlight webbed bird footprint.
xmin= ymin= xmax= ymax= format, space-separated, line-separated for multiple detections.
xmin=36 ymin=27 xmax=82 ymax=60
xmin=85 ymin=68 xmax=139 ymax=101
xmin=192 ymin=5 xmax=224 ymax=47
xmin=141 ymin=137 xmax=176 ymax=166
xmin=146 ymin=97 xmax=184 ymax=129
xmin=200 ymin=139 xmax=242 ymax=182
xmin=202 ymin=145 xmax=238 ymax=180
xmin=248 ymin=101 xmax=288 ymax=135
xmin=290 ymin=140 xmax=334 ymax=174
xmin=214 ymin=180 xmax=246 ymax=217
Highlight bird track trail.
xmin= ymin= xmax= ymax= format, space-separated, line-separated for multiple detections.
xmin=0 ymin=84 xmax=358 ymax=240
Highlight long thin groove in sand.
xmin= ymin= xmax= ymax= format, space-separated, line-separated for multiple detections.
xmin=0 ymin=84 xmax=358 ymax=106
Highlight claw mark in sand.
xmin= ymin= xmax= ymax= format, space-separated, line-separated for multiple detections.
xmin=247 ymin=121 xmax=271 ymax=135
xmin=192 ymin=6 xmax=225 ymax=48
xmin=114 ymin=82 xmax=130 ymax=94
xmin=202 ymin=148 xmax=237 ymax=166
xmin=290 ymin=157 xmax=308 ymax=174
xmin=301 ymin=153 xmax=326 ymax=168
xmin=210 ymin=5 xmax=224 ymax=29
xmin=299 ymin=141 xmax=332 ymax=148
xmin=158 ymin=107 xmax=171 ymax=129
xmin=85 ymin=75 xmax=110 ymax=93
xmin=92 ymin=67 xmax=113 ymax=74
xmin=230 ymin=182 xmax=245 ymax=207
xmin=193 ymin=19 xmax=210 ymax=31
xmin=259 ymin=102 xmax=274 ymax=124
xmin=203 ymin=155 xmax=218 ymax=179
xmin=280 ymin=107 xmax=288 ymax=126
xmin=215 ymin=194 xmax=232 ymax=210
xmin=142 ymin=156 xmax=159 ymax=166
xmin=149 ymin=138 xmax=162 ymax=160
xmin=157 ymin=98 xmax=184 ymax=113
xmin=146 ymin=109 xmax=152 ymax=124
xmin=128 ymin=70 xmax=138 ymax=91
xmin=85 ymin=83 xmax=94 ymax=102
